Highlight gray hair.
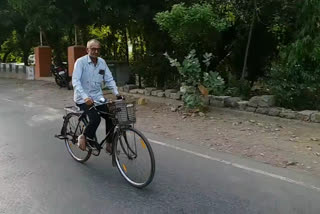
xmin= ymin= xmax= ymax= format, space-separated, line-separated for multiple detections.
xmin=87 ymin=39 xmax=101 ymax=48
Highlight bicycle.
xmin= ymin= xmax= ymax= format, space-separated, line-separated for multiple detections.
xmin=55 ymin=98 xmax=155 ymax=188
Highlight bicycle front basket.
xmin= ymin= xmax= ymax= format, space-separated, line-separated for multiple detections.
xmin=110 ymin=101 xmax=136 ymax=125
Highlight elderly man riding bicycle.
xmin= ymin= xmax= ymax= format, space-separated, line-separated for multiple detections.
xmin=72 ymin=39 xmax=123 ymax=152
xmin=56 ymin=39 xmax=155 ymax=188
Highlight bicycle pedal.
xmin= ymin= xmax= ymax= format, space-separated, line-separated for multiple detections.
xmin=92 ymin=149 xmax=100 ymax=156
xmin=54 ymin=134 xmax=67 ymax=140
xmin=105 ymin=149 xmax=112 ymax=155
xmin=86 ymin=144 xmax=95 ymax=150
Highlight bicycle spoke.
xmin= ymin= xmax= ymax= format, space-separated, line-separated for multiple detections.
xmin=115 ymin=127 xmax=155 ymax=188
xmin=64 ymin=113 xmax=91 ymax=163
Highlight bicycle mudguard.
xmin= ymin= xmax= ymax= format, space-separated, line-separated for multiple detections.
xmin=111 ymin=141 xmax=117 ymax=167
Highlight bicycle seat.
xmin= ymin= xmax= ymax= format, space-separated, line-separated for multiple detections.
xmin=64 ymin=106 xmax=84 ymax=114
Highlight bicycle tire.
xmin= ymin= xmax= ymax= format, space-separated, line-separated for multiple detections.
xmin=63 ymin=113 xmax=92 ymax=163
xmin=114 ymin=127 xmax=155 ymax=188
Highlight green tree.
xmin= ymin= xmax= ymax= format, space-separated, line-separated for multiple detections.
xmin=155 ymin=3 xmax=235 ymax=54
xmin=268 ymin=0 xmax=320 ymax=110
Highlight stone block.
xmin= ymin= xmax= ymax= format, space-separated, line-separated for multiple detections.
xmin=137 ymin=89 xmax=145 ymax=94
xmin=123 ymin=84 xmax=138 ymax=92
xmin=246 ymin=107 xmax=257 ymax=112
xmin=144 ymin=87 xmax=157 ymax=96
xmin=238 ymin=101 xmax=248 ymax=111
xmin=157 ymin=91 xmax=165 ymax=97
xmin=180 ymin=86 xmax=194 ymax=94
xmin=209 ymin=96 xmax=231 ymax=107
xmin=129 ymin=89 xmax=139 ymax=94
xmin=212 ymin=96 xmax=231 ymax=101
xmin=256 ymin=107 xmax=269 ymax=115
xmin=279 ymin=109 xmax=297 ymax=119
xmin=170 ymin=92 xmax=182 ymax=100
xmin=248 ymin=95 xmax=275 ymax=107
xmin=151 ymin=90 xmax=163 ymax=96
xmin=268 ymin=107 xmax=282 ymax=116
xmin=210 ymin=100 xmax=224 ymax=107
xmin=165 ymin=89 xmax=178 ymax=98
xmin=297 ymin=110 xmax=317 ymax=121
xmin=311 ymin=112 xmax=320 ymax=123
xmin=225 ymin=97 xmax=242 ymax=108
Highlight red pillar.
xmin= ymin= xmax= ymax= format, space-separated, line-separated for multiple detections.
xmin=68 ymin=46 xmax=86 ymax=76
xmin=35 ymin=46 xmax=52 ymax=79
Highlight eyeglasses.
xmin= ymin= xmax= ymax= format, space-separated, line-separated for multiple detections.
xmin=89 ymin=48 xmax=101 ymax=52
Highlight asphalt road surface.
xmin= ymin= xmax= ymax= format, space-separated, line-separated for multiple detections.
xmin=1 ymin=84 xmax=320 ymax=214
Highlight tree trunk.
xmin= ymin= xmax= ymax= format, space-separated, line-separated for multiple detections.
xmin=54 ymin=51 xmax=63 ymax=66
xmin=79 ymin=26 xmax=89 ymax=46
xmin=124 ymin=28 xmax=130 ymax=64
xmin=241 ymin=6 xmax=255 ymax=80
xmin=68 ymin=26 xmax=73 ymax=45
xmin=74 ymin=25 xmax=78 ymax=46
xmin=113 ymin=43 xmax=117 ymax=60
xmin=138 ymin=75 xmax=142 ymax=88
xmin=140 ymin=35 xmax=145 ymax=58
xmin=23 ymin=50 xmax=29 ymax=66
xmin=132 ymin=41 xmax=137 ymax=61
xmin=3 ymin=50 xmax=12 ymax=63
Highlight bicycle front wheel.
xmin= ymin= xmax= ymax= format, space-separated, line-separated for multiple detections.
xmin=114 ymin=127 xmax=155 ymax=188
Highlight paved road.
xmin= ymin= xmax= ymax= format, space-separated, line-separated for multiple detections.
xmin=1 ymin=83 xmax=320 ymax=213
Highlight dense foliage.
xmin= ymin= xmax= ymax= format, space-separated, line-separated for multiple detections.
xmin=0 ymin=0 xmax=319 ymax=109
xmin=268 ymin=0 xmax=320 ymax=110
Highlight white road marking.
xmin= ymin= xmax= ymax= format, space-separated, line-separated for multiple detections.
xmin=149 ymin=139 xmax=320 ymax=192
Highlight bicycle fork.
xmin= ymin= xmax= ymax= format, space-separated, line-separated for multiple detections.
xmin=111 ymin=126 xmax=121 ymax=167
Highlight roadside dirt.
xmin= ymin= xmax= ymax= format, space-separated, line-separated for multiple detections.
xmin=2 ymin=78 xmax=320 ymax=177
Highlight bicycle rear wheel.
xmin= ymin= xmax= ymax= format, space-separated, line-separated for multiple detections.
xmin=114 ymin=127 xmax=155 ymax=188
xmin=63 ymin=113 xmax=92 ymax=163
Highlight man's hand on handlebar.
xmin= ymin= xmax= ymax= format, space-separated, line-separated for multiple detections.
xmin=116 ymin=94 xmax=125 ymax=100
xmin=84 ymin=97 xmax=94 ymax=106
xmin=86 ymin=96 xmax=123 ymax=107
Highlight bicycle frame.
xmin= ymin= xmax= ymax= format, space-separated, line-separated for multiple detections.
xmin=76 ymin=106 xmax=111 ymax=144
xmin=76 ymin=103 xmax=133 ymax=165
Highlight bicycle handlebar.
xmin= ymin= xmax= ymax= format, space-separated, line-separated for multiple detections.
xmin=88 ymin=98 xmax=125 ymax=113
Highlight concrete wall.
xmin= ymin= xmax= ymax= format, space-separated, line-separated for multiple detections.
xmin=0 ymin=63 xmax=34 ymax=80
xmin=0 ymin=61 xmax=130 ymax=85
xmin=107 ymin=61 xmax=131 ymax=86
